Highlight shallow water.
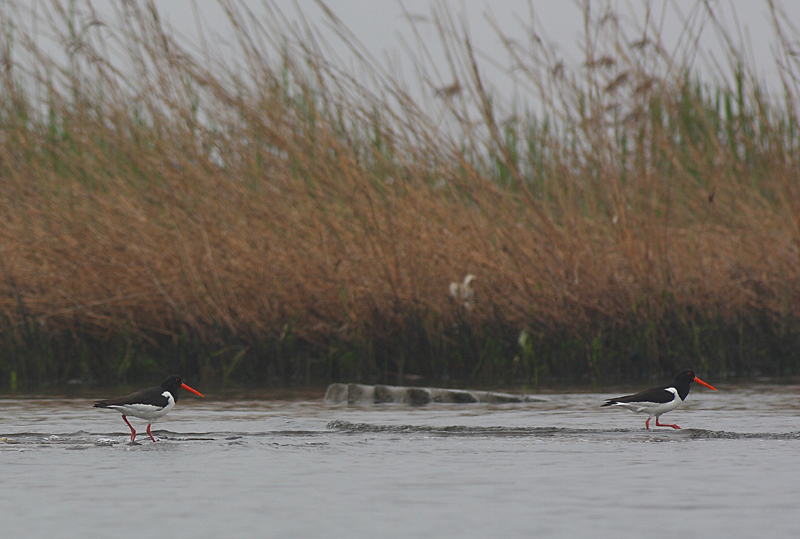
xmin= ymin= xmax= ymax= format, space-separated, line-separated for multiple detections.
xmin=2 ymin=385 xmax=800 ymax=538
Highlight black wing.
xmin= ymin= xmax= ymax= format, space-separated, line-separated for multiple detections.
xmin=602 ymin=384 xmax=674 ymax=406
xmin=94 ymin=385 xmax=170 ymax=408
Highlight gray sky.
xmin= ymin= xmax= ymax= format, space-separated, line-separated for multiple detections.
xmin=14 ymin=0 xmax=800 ymax=119
xmin=147 ymin=1 xmax=800 ymax=94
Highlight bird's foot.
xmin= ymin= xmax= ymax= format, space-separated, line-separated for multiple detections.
xmin=655 ymin=418 xmax=681 ymax=429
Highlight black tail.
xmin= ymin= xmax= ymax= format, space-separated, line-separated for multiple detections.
xmin=93 ymin=400 xmax=109 ymax=408
xmin=601 ymin=400 xmax=617 ymax=407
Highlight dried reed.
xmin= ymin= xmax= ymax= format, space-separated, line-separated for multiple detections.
xmin=1 ymin=0 xmax=799 ymax=388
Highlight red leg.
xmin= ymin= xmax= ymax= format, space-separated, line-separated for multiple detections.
xmin=645 ymin=417 xmax=651 ymax=430
xmin=146 ymin=424 xmax=156 ymax=442
xmin=122 ymin=414 xmax=137 ymax=442
xmin=655 ymin=417 xmax=681 ymax=429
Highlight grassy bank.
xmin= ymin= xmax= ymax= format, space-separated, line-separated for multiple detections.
xmin=2 ymin=1 xmax=800 ymax=390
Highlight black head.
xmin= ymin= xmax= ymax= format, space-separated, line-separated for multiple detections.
xmin=161 ymin=375 xmax=184 ymax=391
xmin=159 ymin=375 xmax=204 ymax=401
xmin=674 ymin=369 xmax=696 ymax=384
xmin=673 ymin=369 xmax=716 ymax=399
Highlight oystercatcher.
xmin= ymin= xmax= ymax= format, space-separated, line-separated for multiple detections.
xmin=602 ymin=369 xmax=716 ymax=429
xmin=94 ymin=375 xmax=204 ymax=442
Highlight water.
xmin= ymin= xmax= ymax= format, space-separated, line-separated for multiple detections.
xmin=2 ymin=385 xmax=800 ymax=538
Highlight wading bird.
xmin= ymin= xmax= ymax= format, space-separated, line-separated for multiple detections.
xmin=602 ymin=369 xmax=716 ymax=429
xmin=94 ymin=375 xmax=204 ymax=442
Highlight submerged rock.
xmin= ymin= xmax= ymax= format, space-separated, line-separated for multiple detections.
xmin=323 ymin=383 xmax=545 ymax=405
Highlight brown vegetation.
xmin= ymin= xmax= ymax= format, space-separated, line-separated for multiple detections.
xmin=1 ymin=1 xmax=799 ymax=388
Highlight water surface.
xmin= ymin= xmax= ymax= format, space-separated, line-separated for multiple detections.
xmin=2 ymin=385 xmax=800 ymax=538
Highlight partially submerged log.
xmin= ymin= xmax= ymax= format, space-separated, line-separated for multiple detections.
xmin=324 ymin=383 xmax=546 ymax=405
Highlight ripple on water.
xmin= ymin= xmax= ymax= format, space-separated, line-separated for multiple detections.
xmin=3 ymin=424 xmax=800 ymax=451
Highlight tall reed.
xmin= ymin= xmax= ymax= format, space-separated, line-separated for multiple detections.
xmin=1 ymin=0 xmax=799 ymax=388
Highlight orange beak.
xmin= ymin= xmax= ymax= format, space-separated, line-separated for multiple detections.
xmin=693 ymin=376 xmax=716 ymax=391
xmin=181 ymin=382 xmax=205 ymax=397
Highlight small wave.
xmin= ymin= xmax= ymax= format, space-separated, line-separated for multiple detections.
xmin=326 ymin=420 xmax=800 ymax=440
xmin=326 ymin=420 xmax=616 ymax=436
xmin=5 ymin=426 xmax=800 ymax=448
xmin=687 ymin=429 xmax=800 ymax=440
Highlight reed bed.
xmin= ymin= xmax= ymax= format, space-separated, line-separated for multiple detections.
xmin=1 ymin=0 xmax=799 ymax=389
